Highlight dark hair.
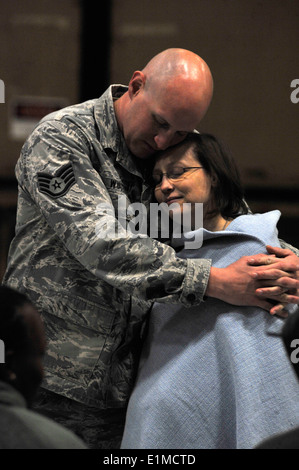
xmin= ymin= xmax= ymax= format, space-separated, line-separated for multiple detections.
xmin=0 ymin=286 xmax=33 ymax=358
xmin=185 ymin=133 xmax=248 ymax=218
xmin=0 ymin=286 xmax=45 ymax=404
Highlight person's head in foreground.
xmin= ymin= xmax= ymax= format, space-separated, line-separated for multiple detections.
xmin=152 ymin=132 xmax=249 ymax=232
xmin=0 ymin=286 xmax=46 ymax=407
xmin=114 ymin=48 xmax=214 ymax=159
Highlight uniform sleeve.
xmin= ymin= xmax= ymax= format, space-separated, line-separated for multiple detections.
xmin=280 ymin=239 xmax=299 ymax=256
xmin=18 ymin=119 xmax=211 ymax=306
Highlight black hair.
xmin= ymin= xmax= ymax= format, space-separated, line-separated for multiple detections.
xmin=182 ymin=132 xmax=248 ymax=219
xmin=0 ymin=286 xmax=33 ymax=372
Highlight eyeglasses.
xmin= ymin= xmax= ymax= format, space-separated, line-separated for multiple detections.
xmin=152 ymin=166 xmax=203 ymax=188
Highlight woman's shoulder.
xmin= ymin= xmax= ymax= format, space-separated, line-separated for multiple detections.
xmin=226 ymin=210 xmax=281 ymax=245
xmin=228 ymin=210 xmax=281 ymax=232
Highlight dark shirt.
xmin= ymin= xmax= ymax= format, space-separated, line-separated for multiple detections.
xmin=0 ymin=381 xmax=87 ymax=449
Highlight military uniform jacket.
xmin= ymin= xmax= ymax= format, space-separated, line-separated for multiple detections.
xmin=3 ymin=85 xmax=211 ymax=409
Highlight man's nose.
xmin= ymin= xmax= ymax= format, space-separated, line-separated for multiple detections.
xmin=154 ymin=130 xmax=173 ymax=150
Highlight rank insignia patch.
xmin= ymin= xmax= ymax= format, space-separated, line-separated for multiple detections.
xmin=37 ymin=163 xmax=76 ymax=199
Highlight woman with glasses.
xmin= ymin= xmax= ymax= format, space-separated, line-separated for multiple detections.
xmin=121 ymin=132 xmax=299 ymax=449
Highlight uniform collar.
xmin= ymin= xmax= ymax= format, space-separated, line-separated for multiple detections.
xmin=94 ymin=85 xmax=145 ymax=179
xmin=94 ymin=84 xmax=126 ymax=153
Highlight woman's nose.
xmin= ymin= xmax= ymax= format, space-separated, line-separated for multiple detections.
xmin=159 ymin=175 xmax=175 ymax=192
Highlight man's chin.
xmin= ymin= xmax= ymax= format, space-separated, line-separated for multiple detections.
xmin=132 ymin=142 xmax=156 ymax=159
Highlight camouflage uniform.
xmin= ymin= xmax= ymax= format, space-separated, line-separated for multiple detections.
xmin=3 ymin=86 xmax=211 ymax=414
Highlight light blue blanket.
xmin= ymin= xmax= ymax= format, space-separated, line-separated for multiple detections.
xmin=121 ymin=211 xmax=299 ymax=449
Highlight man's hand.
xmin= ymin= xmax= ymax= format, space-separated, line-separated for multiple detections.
xmin=206 ymin=248 xmax=299 ymax=317
xmin=248 ymin=245 xmax=299 ymax=315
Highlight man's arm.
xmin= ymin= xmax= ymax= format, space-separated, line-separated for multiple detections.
xmin=17 ymin=119 xmax=210 ymax=308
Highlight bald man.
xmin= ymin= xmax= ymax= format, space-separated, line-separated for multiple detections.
xmin=3 ymin=48 xmax=299 ymax=448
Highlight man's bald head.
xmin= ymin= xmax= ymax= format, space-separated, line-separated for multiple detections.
xmin=114 ymin=48 xmax=213 ymax=158
xmin=142 ymin=48 xmax=212 ymax=85
xmin=142 ymin=48 xmax=213 ymax=123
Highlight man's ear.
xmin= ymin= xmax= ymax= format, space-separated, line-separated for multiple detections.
xmin=128 ymin=71 xmax=146 ymax=98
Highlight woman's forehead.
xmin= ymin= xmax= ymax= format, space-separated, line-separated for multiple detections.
xmin=154 ymin=143 xmax=197 ymax=169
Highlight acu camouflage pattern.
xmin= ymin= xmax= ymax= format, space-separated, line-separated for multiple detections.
xmin=279 ymin=240 xmax=299 ymax=256
xmin=3 ymin=85 xmax=211 ymax=409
